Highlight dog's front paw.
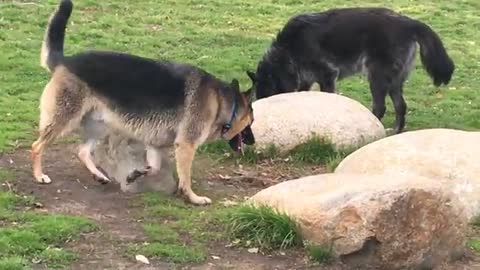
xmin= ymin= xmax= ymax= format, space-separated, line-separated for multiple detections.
xmin=35 ymin=174 xmax=52 ymax=184
xmin=188 ymin=194 xmax=212 ymax=205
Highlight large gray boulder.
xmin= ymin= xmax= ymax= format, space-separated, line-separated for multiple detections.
xmin=251 ymin=92 xmax=386 ymax=152
xmin=250 ymin=173 xmax=468 ymax=269
xmin=335 ymin=128 xmax=480 ymax=219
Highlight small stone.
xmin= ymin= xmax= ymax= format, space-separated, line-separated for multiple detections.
xmin=135 ymin=255 xmax=150 ymax=264
xmin=220 ymin=199 xmax=238 ymax=207
xmin=211 ymin=255 xmax=220 ymax=260
xmin=247 ymin=247 xmax=259 ymax=254
xmin=34 ymin=202 xmax=44 ymax=208
xmin=219 ymin=174 xmax=231 ymax=180
xmin=225 ymin=238 xmax=241 ymax=248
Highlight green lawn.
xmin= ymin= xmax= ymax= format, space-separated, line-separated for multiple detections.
xmin=1 ymin=0 xmax=480 ymax=268
xmin=1 ymin=0 xmax=480 ymax=150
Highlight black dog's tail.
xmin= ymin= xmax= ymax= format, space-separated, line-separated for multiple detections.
xmin=412 ymin=20 xmax=455 ymax=86
xmin=40 ymin=0 xmax=73 ymax=72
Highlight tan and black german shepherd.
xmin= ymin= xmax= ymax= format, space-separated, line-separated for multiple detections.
xmin=32 ymin=0 xmax=255 ymax=205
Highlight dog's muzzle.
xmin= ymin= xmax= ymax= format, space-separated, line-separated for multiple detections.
xmin=228 ymin=125 xmax=255 ymax=153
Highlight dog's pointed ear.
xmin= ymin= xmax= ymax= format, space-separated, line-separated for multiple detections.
xmin=230 ymin=79 xmax=240 ymax=92
xmin=246 ymin=70 xmax=256 ymax=83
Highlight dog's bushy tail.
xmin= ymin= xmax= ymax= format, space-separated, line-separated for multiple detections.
xmin=40 ymin=0 xmax=73 ymax=72
xmin=412 ymin=20 xmax=455 ymax=86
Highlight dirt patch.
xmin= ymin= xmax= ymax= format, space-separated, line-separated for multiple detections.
xmin=0 ymin=144 xmax=332 ymax=269
xmin=2 ymin=144 xmax=479 ymax=270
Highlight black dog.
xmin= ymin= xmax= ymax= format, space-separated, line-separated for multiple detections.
xmin=247 ymin=7 xmax=455 ymax=133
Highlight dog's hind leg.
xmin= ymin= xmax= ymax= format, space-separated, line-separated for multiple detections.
xmin=389 ymin=85 xmax=407 ymax=134
xmin=32 ymin=126 xmax=59 ymax=184
xmin=175 ymin=141 xmax=211 ymax=205
xmin=32 ymin=78 xmax=84 ymax=184
xmin=367 ymin=67 xmax=389 ymax=121
xmin=77 ymin=139 xmax=111 ymax=184
xmin=389 ymin=44 xmax=416 ymax=134
xmin=78 ymin=112 xmax=111 ymax=184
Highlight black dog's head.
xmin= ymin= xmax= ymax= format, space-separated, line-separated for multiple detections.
xmin=246 ymin=48 xmax=298 ymax=100
xmin=246 ymin=62 xmax=278 ymax=100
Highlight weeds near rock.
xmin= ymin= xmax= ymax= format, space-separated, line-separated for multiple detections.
xmin=289 ymin=137 xmax=337 ymax=163
xmin=199 ymin=136 xmax=354 ymax=166
xmin=307 ymin=245 xmax=333 ymax=264
xmin=468 ymin=239 xmax=480 ymax=252
xmin=228 ymin=204 xmax=302 ymax=250
xmin=471 ymin=215 xmax=480 ymax=227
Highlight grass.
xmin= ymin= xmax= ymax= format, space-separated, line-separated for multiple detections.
xmin=227 ymin=203 xmax=334 ymax=264
xmin=228 ymin=204 xmax=302 ymax=250
xmin=468 ymin=239 xmax=480 ymax=253
xmin=0 ymin=179 xmax=96 ymax=269
xmin=1 ymin=0 xmax=480 ymax=268
xmin=307 ymin=245 xmax=333 ymax=264
xmin=199 ymin=136 xmax=353 ymax=166
xmin=325 ymin=153 xmax=348 ymax=172
xmin=1 ymin=0 xmax=479 ymax=151
xmin=131 ymin=243 xmax=206 ymax=264
xmin=128 ymin=192 xmax=234 ymax=263
xmin=471 ymin=216 xmax=480 ymax=227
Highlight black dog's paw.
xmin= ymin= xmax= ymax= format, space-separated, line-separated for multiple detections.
xmin=126 ymin=168 xmax=149 ymax=184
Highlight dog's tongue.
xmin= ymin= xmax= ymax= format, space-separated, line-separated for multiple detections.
xmin=236 ymin=133 xmax=244 ymax=154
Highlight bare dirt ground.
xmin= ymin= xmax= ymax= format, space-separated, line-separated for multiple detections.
xmin=1 ymin=144 xmax=479 ymax=270
xmin=0 ymin=145 xmax=332 ymax=270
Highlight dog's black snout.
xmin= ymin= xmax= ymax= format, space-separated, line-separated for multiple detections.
xmin=242 ymin=125 xmax=255 ymax=145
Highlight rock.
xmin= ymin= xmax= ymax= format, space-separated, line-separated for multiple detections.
xmin=335 ymin=128 xmax=480 ymax=219
xmin=250 ymin=173 xmax=467 ymax=269
xmin=92 ymin=133 xmax=177 ymax=194
xmin=135 ymin=254 xmax=150 ymax=264
xmin=251 ymin=91 xmax=386 ymax=152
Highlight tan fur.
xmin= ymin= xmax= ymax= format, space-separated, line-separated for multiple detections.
xmin=32 ymin=66 xmax=253 ymax=205
xmin=222 ymin=95 xmax=253 ymax=140
xmin=174 ymin=141 xmax=210 ymax=204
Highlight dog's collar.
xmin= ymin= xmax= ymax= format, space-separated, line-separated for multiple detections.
xmin=222 ymin=98 xmax=237 ymax=135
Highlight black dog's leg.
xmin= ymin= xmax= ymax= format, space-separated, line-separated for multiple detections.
xmin=298 ymin=81 xmax=313 ymax=91
xmin=317 ymin=66 xmax=338 ymax=93
xmin=367 ymin=73 xmax=388 ymax=121
xmin=389 ymin=84 xmax=407 ymax=134
xmin=319 ymin=80 xmax=336 ymax=93
xmin=388 ymin=46 xmax=414 ymax=134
